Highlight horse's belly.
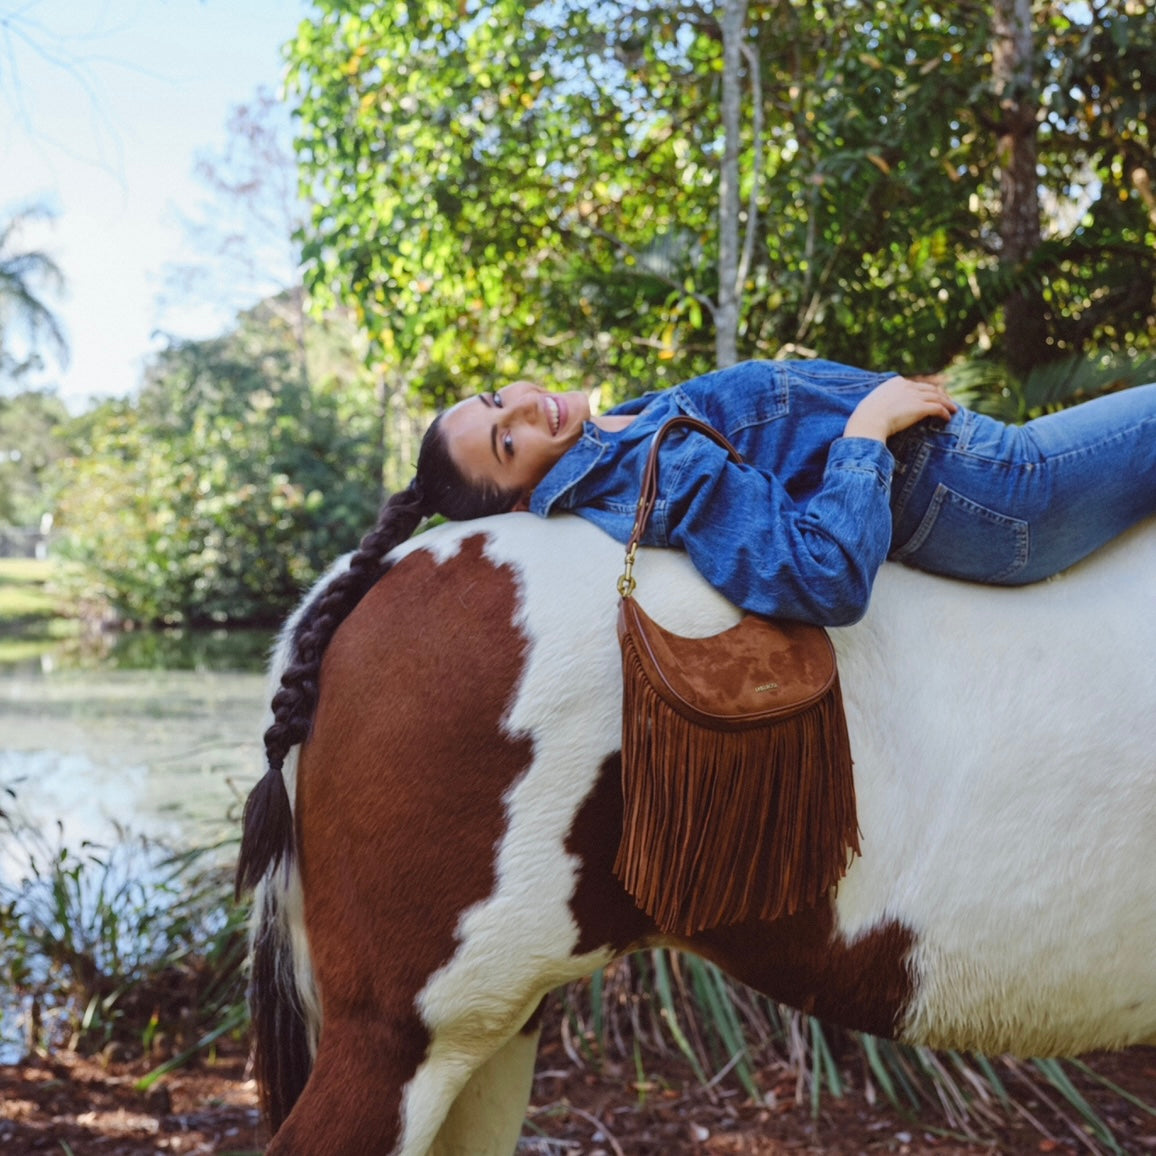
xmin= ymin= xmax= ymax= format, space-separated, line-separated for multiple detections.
xmin=898 ymin=931 xmax=1156 ymax=1055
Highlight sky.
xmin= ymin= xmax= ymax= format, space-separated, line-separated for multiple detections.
xmin=1 ymin=0 xmax=314 ymax=408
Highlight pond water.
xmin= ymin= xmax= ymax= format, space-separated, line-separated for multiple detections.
xmin=0 ymin=631 xmax=275 ymax=1061
xmin=0 ymin=632 xmax=272 ymax=864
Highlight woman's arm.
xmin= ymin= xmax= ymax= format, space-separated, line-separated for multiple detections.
xmin=658 ymin=376 xmax=958 ymax=625
xmin=663 ymin=436 xmax=895 ymax=625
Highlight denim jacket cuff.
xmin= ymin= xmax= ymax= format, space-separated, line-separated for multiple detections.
xmin=827 ymin=436 xmax=894 ymax=490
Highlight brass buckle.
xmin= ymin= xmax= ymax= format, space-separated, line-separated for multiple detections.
xmin=617 ymin=543 xmax=638 ymax=598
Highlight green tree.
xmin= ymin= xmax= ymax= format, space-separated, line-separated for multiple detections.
xmin=58 ymin=299 xmax=384 ymax=625
xmin=287 ymin=0 xmax=726 ymax=401
xmin=287 ymin=0 xmax=1156 ymax=397
xmin=0 ymin=389 xmax=69 ymax=527
xmin=733 ymin=0 xmax=1156 ymax=375
xmin=1027 ymin=0 xmax=1156 ymax=361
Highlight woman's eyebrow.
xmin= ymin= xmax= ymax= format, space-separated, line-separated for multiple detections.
xmin=475 ymin=394 xmax=503 ymax=464
xmin=473 ymin=395 xmax=502 ymax=464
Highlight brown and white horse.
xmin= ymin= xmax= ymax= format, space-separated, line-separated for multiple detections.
xmin=241 ymin=512 xmax=1156 ymax=1155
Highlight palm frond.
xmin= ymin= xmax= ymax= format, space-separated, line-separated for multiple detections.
xmin=945 ymin=352 xmax=1156 ymax=421
xmin=0 ymin=208 xmax=69 ymax=374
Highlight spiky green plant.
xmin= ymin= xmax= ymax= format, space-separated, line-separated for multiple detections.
xmin=0 ymin=810 xmax=247 ymax=1063
xmin=561 ymin=951 xmax=1148 ymax=1155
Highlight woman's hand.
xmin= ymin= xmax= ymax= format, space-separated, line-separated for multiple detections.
xmin=843 ymin=375 xmax=958 ymax=442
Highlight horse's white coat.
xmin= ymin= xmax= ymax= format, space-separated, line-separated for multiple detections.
xmin=425 ymin=1027 xmax=541 ymax=1156
xmin=832 ymin=528 xmax=1156 ymax=1054
xmin=267 ymin=515 xmax=1156 ymax=1153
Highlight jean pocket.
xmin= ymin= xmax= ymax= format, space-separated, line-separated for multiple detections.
xmin=890 ymin=484 xmax=1029 ymax=584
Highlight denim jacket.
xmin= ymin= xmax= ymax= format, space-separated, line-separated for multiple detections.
xmin=528 ymin=360 xmax=896 ymax=625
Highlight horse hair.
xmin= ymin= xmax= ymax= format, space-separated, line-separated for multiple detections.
xmin=234 ymin=413 xmax=519 ymax=901
xmin=250 ymin=884 xmax=312 ymax=1131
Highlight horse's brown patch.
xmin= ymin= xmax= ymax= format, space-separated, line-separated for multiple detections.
xmin=691 ymin=911 xmax=915 ymax=1040
xmin=284 ymin=536 xmax=532 ymax=1151
xmin=566 ymin=754 xmax=656 ymax=953
xmin=566 ymin=756 xmax=915 ymax=1040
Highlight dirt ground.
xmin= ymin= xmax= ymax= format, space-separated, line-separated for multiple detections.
xmin=1 ymin=1033 xmax=1154 ymax=1155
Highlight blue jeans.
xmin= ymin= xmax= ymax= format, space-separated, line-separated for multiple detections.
xmin=888 ymin=384 xmax=1156 ymax=585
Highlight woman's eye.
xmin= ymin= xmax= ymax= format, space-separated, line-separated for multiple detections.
xmin=491 ymin=391 xmax=503 ymax=408
xmin=502 ymin=432 xmax=514 ymax=456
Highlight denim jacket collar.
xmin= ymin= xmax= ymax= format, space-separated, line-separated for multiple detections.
xmin=528 ymin=424 xmax=616 ymax=518
xmin=532 ymin=381 xmax=707 ymax=516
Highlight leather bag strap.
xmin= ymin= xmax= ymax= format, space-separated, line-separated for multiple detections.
xmin=618 ymin=415 xmax=743 ymax=597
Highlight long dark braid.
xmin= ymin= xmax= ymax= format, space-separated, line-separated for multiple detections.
xmin=235 ymin=413 xmax=519 ymax=898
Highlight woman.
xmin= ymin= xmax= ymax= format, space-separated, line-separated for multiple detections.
xmin=257 ymin=360 xmax=1156 ymax=794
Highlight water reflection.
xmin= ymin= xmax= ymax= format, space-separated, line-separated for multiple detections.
xmin=16 ymin=625 xmax=274 ymax=675
xmin=0 ymin=629 xmax=273 ymax=859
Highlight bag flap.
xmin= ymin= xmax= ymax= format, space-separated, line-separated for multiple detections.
xmin=617 ymin=596 xmax=836 ymax=729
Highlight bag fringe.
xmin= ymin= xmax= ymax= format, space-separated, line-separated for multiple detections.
xmin=614 ymin=635 xmax=859 ymax=936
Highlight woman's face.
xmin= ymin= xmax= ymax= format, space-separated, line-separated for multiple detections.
xmin=441 ymin=380 xmax=592 ymax=504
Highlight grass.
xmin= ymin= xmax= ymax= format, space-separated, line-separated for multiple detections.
xmin=0 ymin=811 xmax=248 ymax=1066
xmin=0 ymin=556 xmax=81 ymax=658
xmin=0 ymin=557 xmax=58 ymax=620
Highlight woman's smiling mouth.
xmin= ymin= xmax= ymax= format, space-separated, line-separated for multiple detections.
xmin=545 ymin=394 xmax=562 ymax=435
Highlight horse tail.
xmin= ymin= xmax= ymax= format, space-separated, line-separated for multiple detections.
xmin=236 ymin=490 xmax=428 ymax=903
xmin=248 ymin=849 xmax=317 ymax=1131
xmin=235 ymin=763 xmax=295 ymax=900
xmin=236 ymin=489 xmax=429 ymax=1129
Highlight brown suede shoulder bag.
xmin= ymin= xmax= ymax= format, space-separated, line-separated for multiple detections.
xmin=614 ymin=415 xmax=859 ymax=935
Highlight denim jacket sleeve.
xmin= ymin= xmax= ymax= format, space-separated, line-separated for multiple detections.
xmin=661 ymin=434 xmax=895 ymax=625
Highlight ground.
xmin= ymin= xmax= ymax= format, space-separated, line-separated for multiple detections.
xmin=2 ymin=1031 xmax=1155 ymax=1155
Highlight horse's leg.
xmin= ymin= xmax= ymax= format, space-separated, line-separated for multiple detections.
xmin=269 ymin=1013 xmax=538 ymax=1155
xmin=266 ymin=1014 xmax=433 ymax=1154
xmin=427 ymin=1020 xmax=542 ymax=1156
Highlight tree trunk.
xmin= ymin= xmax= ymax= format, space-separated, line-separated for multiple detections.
xmin=715 ymin=0 xmax=748 ymax=369
xmin=992 ymin=0 xmax=1048 ymax=376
